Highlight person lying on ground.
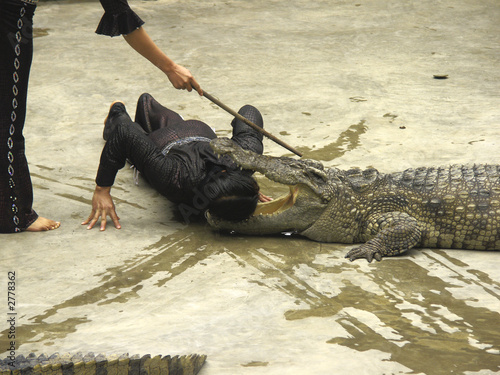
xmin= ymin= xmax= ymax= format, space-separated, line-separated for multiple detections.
xmin=83 ymin=93 xmax=271 ymax=231
xmin=0 ymin=0 xmax=200 ymax=233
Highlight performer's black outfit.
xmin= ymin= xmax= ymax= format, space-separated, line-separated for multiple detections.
xmin=98 ymin=93 xmax=264 ymax=206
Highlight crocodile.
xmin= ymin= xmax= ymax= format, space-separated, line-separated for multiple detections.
xmin=0 ymin=353 xmax=206 ymax=375
xmin=207 ymin=138 xmax=500 ymax=262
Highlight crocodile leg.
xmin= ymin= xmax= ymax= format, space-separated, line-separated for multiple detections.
xmin=345 ymin=212 xmax=422 ymax=262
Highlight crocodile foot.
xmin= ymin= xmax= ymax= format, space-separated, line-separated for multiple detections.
xmin=345 ymin=245 xmax=383 ymax=263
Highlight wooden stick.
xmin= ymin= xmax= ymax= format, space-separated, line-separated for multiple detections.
xmin=201 ymin=91 xmax=303 ymax=157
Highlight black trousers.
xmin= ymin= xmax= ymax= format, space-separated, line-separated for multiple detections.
xmin=0 ymin=0 xmax=38 ymax=232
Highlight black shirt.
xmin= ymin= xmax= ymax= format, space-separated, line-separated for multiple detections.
xmin=97 ymin=0 xmax=145 ymax=37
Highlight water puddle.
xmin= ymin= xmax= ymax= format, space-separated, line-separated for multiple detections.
xmin=295 ymin=120 xmax=368 ymax=161
xmin=241 ymin=361 xmax=269 ymax=367
xmin=323 ymin=255 xmax=500 ymax=373
xmin=33 ymin=28 xmax=50 ymax=38
xmin=0 ymin=203 xmax=497 ymax=374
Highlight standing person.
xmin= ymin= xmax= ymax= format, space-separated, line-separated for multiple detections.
xmin=0 ymin=0 xmax=200 ymax=233
xmin=83 ymin=93 xmax=270 ymax=231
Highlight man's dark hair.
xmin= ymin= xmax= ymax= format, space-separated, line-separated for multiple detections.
xmin=204 ymin=170 xmax=259 ymax=222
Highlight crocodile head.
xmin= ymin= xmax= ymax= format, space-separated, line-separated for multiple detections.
xmin=206 ymin=138 xmax=338 ymax=236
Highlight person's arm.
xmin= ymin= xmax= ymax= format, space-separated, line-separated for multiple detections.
xmin=82 ymin=118 xmax=126 ymax=231
xmin=82 ymin=186 xmax=121 ymax=231
xmin=97 ymin=0 xmax=202 ymax=95
xmin=123 ymin=27 xmax=202 ymax=95
xmin=83 ymin=114 xmax=183 ymax=231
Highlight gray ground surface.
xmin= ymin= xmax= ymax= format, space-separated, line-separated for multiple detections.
xmin=1 ymin=0 xmax=499 ymax=374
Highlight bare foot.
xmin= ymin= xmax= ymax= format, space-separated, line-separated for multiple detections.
xmin=26 ymin=217 xmax=61 ymax=232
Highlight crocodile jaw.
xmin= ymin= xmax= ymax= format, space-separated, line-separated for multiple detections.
xmin=254 ymin=185 xmax=299 ymax=215
xmin=207 ymin=184 xmax=327 ymax=235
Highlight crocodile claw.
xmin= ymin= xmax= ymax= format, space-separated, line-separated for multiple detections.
xmin=345 ymin=246 xmax=383 ymax=263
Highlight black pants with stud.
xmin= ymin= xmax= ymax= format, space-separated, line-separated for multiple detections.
xmin=0 ymin=0 xmax=38 ymax=232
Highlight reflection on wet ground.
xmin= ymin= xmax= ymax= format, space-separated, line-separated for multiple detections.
xmin=325 ymin=255 xmax=500 ymax=374
xmin=2 ymin=222 xmax=498 ymax=373
xmin=296 ymin=120 xmax=368 ymax=161
xmin=33 ymin=28 xmax=50 ymax=38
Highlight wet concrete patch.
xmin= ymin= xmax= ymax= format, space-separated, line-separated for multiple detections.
xmin=33 ymin=28 xmax=50 ymax=38
xmin=3 ymin=225 xmax=498 ymax=373
xmin=297 ymin=120 xmax=368 ymax=161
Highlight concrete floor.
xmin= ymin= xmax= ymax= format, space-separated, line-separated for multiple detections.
xmin=1 ymin=0 xmax=499 ymax=373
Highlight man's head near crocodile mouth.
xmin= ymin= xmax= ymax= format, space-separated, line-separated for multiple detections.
xmin=206 ymin=182 xmax=328 ymax=234
xmin=204 ymin=169 xmax=260 ymax=222
xmin=206 ymin=137 xmax=331 ymax=235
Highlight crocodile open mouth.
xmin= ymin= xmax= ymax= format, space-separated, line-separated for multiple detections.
xmin=253 ymin=185 xmax=299 ymax=216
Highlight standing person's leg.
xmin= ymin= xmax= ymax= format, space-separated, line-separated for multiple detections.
xmin=0 ymin=0 xmax=59 ymax=232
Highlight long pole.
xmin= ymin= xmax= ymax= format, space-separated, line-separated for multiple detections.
xmin=202 ymin=91 xmax=303 ymax=157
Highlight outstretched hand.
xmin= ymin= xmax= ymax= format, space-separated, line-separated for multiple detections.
xmin=82 ymin=186 xmax=121 ymax=231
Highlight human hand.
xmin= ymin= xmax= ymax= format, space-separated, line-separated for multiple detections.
xmin=166 ymin=63 xmax=203 ymax=95
xmin=82 ymin=186 xmax=121 ymax=231
xmin=259 ymin=192 xmax=273 ymax=202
